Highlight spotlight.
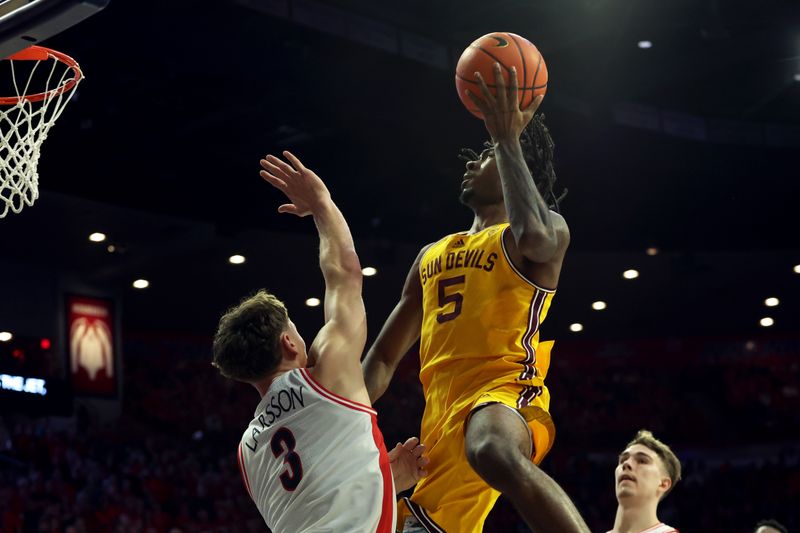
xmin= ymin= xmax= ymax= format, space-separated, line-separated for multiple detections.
xmin=89 ymin=232 xmax=106 ymax=242
xmin=132 ymin=279 xmax=150 ymax=289
xmin=569 ymin=323 xmax=584 ymax=332
xmin=362 ymin=267 xmax=377 ymax=277
xmin=591 ymin=301 xmax=607 ymax=311
xmin=637 ymin=40 xmax=653 ymax=49
xmin=623 ymin=269 xmax=639 ymax=279
xmin=0 ymin=331 xmax=12 ymax=342
xmin=305 ymin=298 xmax=321 ymax=307
xmin=228 ymin=255 xmax=246 ymax=265
xmin=764 ymin=297 xmax=779 ymax=307
xmin=759 ymin=317 xmax=774 ymax=327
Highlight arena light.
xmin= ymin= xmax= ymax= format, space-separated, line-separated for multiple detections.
xmin=623 ymin=269 xmax=639 ymax=279
xmin=305 ymin=297 xmax=321 ymax=307
xmin=228 ymin=254 xmax=246 ymax=265
xmin=638 ymin=40 xmax=653 ymax=49
xmin=88 ymin=232 xmax=106 ymax=242
xmin=569 ymin=323 xmax=583 ymax=332
xmin=646 ymin=247 xmax=659 ymax=256
xmin=794 ymin=264 xmax=800 ymax=274
xmin=132 ymin=279 xmax=150 ymax=289
xmin=794 ymin=73 xmax=800 ymax=82
xmin=764 ymin=297 xmax=779 ymax=307
xmin=0 ymin=331 xmax=12 ymax=342
xmin=362 ymin=266 xmax=377 ymax=277
xmin=759 ymin=317 xmax=774 ymax=327
xmin=591 ymin=301 xmax=607 ymax=311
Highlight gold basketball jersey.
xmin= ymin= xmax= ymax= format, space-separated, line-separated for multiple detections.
xmin=401 ymin=223 xmax=558 ymax=532
xmin=418 ymin=222 xmax=555 ymax=403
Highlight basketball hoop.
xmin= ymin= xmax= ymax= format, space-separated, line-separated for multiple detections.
xmin=0 ymin=45 xmax=82 ymax=218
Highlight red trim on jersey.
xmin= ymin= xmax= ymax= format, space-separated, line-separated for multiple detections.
xmin=606 ymin=524 xmax=678 ymax=533
xmin=299 ymin=368 xmax=377 ymax=415
xmin=641 ymin=524 xmax=678 ymax=533
xmin=369 ymin=412 xmax=395 ymax=533
xmin=237 ymin=442 xmax=253 ymax=500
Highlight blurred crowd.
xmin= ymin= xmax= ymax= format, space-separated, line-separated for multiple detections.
xmin=0 ymin=334 xmax=797 ymax=532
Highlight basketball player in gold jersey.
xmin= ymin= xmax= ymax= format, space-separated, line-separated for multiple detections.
xmin=363 ymin=63 xmax=589 ymax=533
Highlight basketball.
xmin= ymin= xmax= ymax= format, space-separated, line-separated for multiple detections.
xmin=455 ymin=32 xmax=548 ymax=119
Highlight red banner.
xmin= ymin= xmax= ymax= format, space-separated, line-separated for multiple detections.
xmin=67 ymin=295 xmax=116 ymax=396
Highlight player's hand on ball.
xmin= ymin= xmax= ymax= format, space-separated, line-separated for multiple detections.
xmin=466 ymin=63 xmax=543 ymax=144
xmin=259 ymin=151 xmax=331 ymax=217
xmin=389 ymin=436 xmax=429 ymax=493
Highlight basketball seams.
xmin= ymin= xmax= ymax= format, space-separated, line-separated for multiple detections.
xmin=455 ymin=74 xmax=539 ymax=90
xmin=455 ymin=32 xmax=548 ymax=118
xmin=506 ymin=33 xmax=530 ymax=108
xmin=469 ymin=44 xmax=515 ymax=82
xmin=532 ymin=51 xmax=544 ymax=91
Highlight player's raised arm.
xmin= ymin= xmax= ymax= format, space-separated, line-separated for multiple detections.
xmin=362 ymin=244 xmax=429 ymax=403
xmin=467 ymin=64 xmax=569 ymax=265
xmin=260 ymin=151 xmax=367 ymax=403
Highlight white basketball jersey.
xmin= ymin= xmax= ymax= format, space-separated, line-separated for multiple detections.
xmin=237 ymin=368 xmax=396 ymax=532
xmin=606 ymin=523 xmax=679 ymax=533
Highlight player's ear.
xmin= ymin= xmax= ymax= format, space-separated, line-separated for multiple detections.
xmin=658 ymin=476 xmax=672 ymax=496
xmin=279 ymin=332 xmax=299 ymax=359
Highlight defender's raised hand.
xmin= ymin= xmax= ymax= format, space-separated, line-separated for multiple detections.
xmin=259 ymin=151 xmax=331 ymax=217
xmin=465 ymin=62 xmax=543 ymax=144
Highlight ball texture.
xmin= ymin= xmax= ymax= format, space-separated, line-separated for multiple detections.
xmin=455 ymin=32 xmax=548 ymax=119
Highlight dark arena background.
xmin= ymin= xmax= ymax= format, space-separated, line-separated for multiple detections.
xmin=1 ymin=0 xmax=798 ymax=531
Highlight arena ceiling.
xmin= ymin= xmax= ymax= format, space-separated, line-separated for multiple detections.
xmin=0 ymin=0 xmax=798 ymax=340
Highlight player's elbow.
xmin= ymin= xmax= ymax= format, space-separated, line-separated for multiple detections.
xmin=323 ymin=248 xmax=363 ymax=285
xmin=363 ymin=353 xmax=390 ymax=402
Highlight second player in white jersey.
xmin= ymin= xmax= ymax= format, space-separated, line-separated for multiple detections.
xmin=608 ymin=431 xmax=682 ymax=533
xmin=238 ymin=368 xmax=395 ymax=532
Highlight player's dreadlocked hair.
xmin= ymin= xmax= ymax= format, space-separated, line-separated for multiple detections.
xmin=459 ymin=113 xmax=567 ymax=212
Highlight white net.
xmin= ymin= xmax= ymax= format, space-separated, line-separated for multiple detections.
xmin=0 ymin=48 xmax=82 ymax=218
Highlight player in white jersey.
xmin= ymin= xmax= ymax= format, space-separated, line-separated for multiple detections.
xmin=212 ymin=151 xmax=428 ymax=532
xmin=607 ymin=430 xmax=682 ymax=533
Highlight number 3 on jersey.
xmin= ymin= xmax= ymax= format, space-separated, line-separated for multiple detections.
xmin=271 ymin=427 xmax=303 ymax=491
xmin=437 ymin=275 xmax=465 ymax=323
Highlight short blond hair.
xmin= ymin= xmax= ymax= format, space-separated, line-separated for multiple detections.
xmin=626 ymin=429 xmax=682 ymax=498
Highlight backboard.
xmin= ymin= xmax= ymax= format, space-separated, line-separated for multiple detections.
xmin=0 ymin=0 xmax=109 ymax=58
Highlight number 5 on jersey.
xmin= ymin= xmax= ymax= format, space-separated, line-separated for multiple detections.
xmin=271 ymin=427 xmax=303 ymax=491
xmin=437 ymin=275 xmax=465 ymax=323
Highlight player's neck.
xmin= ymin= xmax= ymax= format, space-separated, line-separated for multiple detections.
xmin=252 ymin=365 xmax=295 ymax=397
xmin=468 ymin=203 xmax=507 ymax=234
xmin=612 ymin=501 xmax=661 ymax=533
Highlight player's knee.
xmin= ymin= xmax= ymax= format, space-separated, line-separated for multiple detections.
xmin=465 ymin=433 xmax=521 ymax=485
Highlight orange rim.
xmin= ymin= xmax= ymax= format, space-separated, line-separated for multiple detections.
xmin=0 ymin=45 xmax=82 ymax=105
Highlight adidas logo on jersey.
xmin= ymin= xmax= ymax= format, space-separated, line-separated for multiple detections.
xmin=452 ymin=238 xmax=466 ymax=248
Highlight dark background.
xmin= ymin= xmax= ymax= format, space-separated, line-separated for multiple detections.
xmin=0 ymin=0 xmax=798 ymax=531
